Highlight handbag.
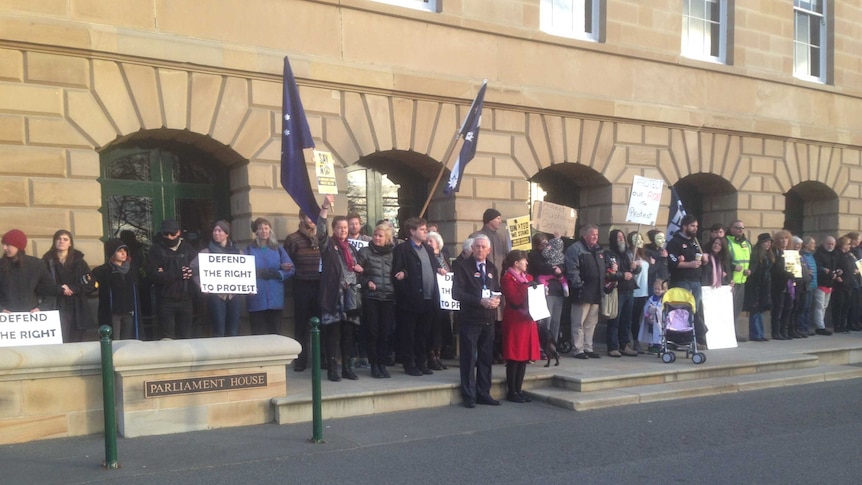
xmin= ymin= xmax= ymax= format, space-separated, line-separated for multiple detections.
xmin=601 ymin=287 xmax=619 ymax=319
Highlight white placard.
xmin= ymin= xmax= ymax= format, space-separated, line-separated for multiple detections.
xmin=784 ymin=250 xmax=802 ymax=278
xmin=532 ymin=200 xmax=577 ymax=237
xmin=527 ymin=285 xmax=550 ymax=321
xmin=0 ymin=310 xmax=63 ymax=347
xmin=198 ymin=254 xmax=257 ymax=294
xmin=701 ymin=285 xmax=738 ymax=350
xmin=314 ymin=150 xmax=338 ymax=195
xmin=436 ymin=273 xmax=460 ymax=310
xmin=347 ymin=239 xmax=369 ymax=251
xmin=626 ymin=176 xmax=664 ymax=225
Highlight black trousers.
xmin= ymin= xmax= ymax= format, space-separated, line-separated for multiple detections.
xmin=249 ymin=309 xmax=282 ymax=335
xmin=396 ymin=299 xmax=435 ymax=370
xmin=292 ymin=280 xmax=321 ymax=367
xmin=363 ymin=298 xmax=394 ymax=365
xmin=158 ymin=297 xmax=193 ymax=339
xmin=459 ymin=322 xmax=495 ymax=401
xmin=323 ymin=319 xmax=355 ymax=365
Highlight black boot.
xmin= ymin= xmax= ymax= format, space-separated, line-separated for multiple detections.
xmin=327 ymin=358 xmax=340 ymax=382
xmin=428 ymin=351 xmax=443 ymax=371
xmin=342 ymin=363 xmax=358 ymax=380
xmin=370 ymin=361 xmax=383 ymax=378
xmin=378 ymin=363 xmax=391 ymax=378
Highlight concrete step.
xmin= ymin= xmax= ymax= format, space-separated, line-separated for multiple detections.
xmin=526 ymin=364 xmax=862 ymax=412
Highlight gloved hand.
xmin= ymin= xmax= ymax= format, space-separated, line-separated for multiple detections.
xmin=259 ymin=268 xmax=281 ymax=280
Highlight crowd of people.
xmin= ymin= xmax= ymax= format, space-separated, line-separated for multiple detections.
xmin=3 ymin=203 xmax=861 ymax=408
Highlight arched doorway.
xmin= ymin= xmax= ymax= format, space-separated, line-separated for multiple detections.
xmin=530 ymin=163 xmax=612 ymax=236
xmin=673 ymin=173 xmax=737 ymax=235
xmin=784 ymin=181 xmax=838 ymax=238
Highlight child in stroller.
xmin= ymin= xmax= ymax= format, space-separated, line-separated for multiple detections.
xmin=658 ymin=287 xmax=707 ymax=364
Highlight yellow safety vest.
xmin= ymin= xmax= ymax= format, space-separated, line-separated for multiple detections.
xmin=726 ymin=236 xmax=751 ymax=284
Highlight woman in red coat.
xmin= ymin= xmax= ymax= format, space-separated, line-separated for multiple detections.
xmin=500 ymin=249 xmax=540 ymax=403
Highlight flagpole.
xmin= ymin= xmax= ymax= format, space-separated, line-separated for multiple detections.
xmin=419 ymin=131 xmax=462 ymax=219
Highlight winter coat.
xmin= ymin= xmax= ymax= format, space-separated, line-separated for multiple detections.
xmin=44 ymin=249 xmax=96 ymax=331
xmin=0 ymin=254 xmax=60 ymax=312
xmin=391 ymin=239 xmax=442 ymax=311
xmin=147 ymin=235 xmax=197 ymax=300
xmin=565 ymin=238 xmax=607 ymax=305
xmin=245 ymin=242 xmax=294 ymax=312
xmin=317 ymin=218 xmax=361 ymax=324
xmin=528 ymin=248 xmax=565 ymax=297
xmin=356 ymin=243 xmax=395 ymax=301
xmin=743 ymin=251 xmax=772 ymax=312
xmin=92 ymin=240 xmax=139 ymax=330
xmin=833 ymin=250 xmax=859 ymax=292
xmin=452 ymin=256 xmax=500 ymax=326
xmin=500 ymin=270 xmax=540 ymax=362
xmin=770 ymin=248 xmax=796 ymax=299
xmin=814 ymin=245 xmax=839 ymax=289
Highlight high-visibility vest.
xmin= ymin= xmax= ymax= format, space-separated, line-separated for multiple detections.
xmin=726 ymin=236 xmax=751 ymax=284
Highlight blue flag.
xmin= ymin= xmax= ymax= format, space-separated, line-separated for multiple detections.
xmin=666 ymin=185 xmax=687 ymax=239
xmin=280 ymin=57 xmax=320 ymax=221
xmin=445 ymin=81 xmax=487 ymax=196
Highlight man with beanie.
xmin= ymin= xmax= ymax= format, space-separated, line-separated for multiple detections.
xmin=92 ymin=239 xmax=139 ymax=339
xmin=147 ymin=219 xmax=197 ymax=339
xmin=1 ymin=229 xmax=61 ymax=313
xmin=470 ymin=208 xmax=511 ymax=363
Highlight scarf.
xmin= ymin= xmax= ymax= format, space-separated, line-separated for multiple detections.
xmin=507 ymin=267 xmax=529 ymax=284
xmin=709 ymin=255 xmax=722 ymax=288
xmin=112 ymin=259 xmax=131 ymax=275
xmin=209 ymin=240 xmax=241 ymax=255
xmin=335 ymin=238 xmax=355 ymax=270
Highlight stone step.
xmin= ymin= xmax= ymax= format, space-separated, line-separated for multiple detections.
xmin=526 ymin=364 xmax=862 ymax=412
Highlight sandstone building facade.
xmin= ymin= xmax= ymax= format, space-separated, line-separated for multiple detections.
xmin=1 ymin=0 xmax=860 ymax=276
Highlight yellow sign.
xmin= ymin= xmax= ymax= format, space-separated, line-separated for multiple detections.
xmin=314 ymin=150 xmax=338 ymax=195
xmin=507 ymin=215 xmax=532 ymax=251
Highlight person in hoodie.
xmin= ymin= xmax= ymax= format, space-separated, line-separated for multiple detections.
xmin=92 ymin=238 xmax=139 ymax=340
xmin=43 ymin=229 xmax=96 ymax=342
xmin=604 ymin=229 xmax=641 ymax=357
xmin=193 ymin=220 xmax=243 ymax=337
xmin=1 ymin=229 xmax=61 ymax=314
xmin=147 ymin=219 xmax=197 ymax=339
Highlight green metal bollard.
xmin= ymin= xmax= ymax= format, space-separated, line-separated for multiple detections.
xmin=99 ymin=325 xmax=120 ymax=469
xmin=309 ymin=317 xmax=325 ymax=443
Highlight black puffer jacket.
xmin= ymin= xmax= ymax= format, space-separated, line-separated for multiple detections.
xmin=147 ymin=235 xmax=197 ymax=300
xmin=0 ymin=254 xmax=60 ymax=312
xmin=357 ymin=243 xmax=395 ymax=301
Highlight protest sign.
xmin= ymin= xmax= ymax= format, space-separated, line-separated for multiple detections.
xmin=198 ymin=254 xmax=257 ymax=294
xmin=348 ymin=239 xmax=369 ymax=251
xmin=0 ymin=310 xmax=63 ymax=347
xmin=625 ymin=176 xmax=664 ymax=225
xmin=437 ymin=273 xmax=460 ymax=310
xmin=507 ymin=215 xmax=532 ymax=251
xmin=532 ymin=201 xmax=577 ymax=237
xmin=314 ymin=150 xmax=338 ymax=195
xmin=701 ymin=285 xmax=738 ymax=350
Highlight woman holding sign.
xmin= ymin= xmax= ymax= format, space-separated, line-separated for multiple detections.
xmin=356 ymin=223 xmax=395 ymax=378
xmin=194 ymin=220 xmax=243 ymax=337
xmin=500 ymin=250 xmax=540 ymax=403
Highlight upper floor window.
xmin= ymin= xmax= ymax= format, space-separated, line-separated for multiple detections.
xmin=540 ymin=0 xmax=603 ymax=42
xmin=681 ymin=0 xmax=729 ymax=63
xmin=371 ymin=0 xmax=438 ymax=12
xmin=794 ymin=0 xmax=828 ymax=83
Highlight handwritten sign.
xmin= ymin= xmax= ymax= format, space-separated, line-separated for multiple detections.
xmin=532 ymin=201 xmax=577 ymax=237
xmin=784 ymin=250 xmax=802 ymax=278
xmin=0 ymin=310 xmax=63 ymax=347
xmin=314 ymin=150 xmax=338 ymax=195
xmin=507 ymin=215 xmax=532 ymax=251
xmin=198 ymin=254 xmax=257 ymax=294
xmin=436 ymin=273 xmax=460 ymax=310
xmin=626 ymin=176 xmax=664 ymax=225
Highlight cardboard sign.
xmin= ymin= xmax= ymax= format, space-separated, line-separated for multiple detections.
xmin=314 ymin=150 xmax=338 ymax=195
xmin=532 ymin=201 xmax=577 ymax=237
xmin=198 ymin=254 xmax=257 ymax=294
xmin=701 ymin=285 xmax=738 ymax=350
xmin=436 ymin=273 xmax=460 ymax=310
xmin=626 ymin=176 xmax=664 ymax=225
xmin=0 ymin=310 xmax=64 ymax=347
xmin=507 ymin=215 xmax=532 ymax=251
xmin=784 ymin=250 xmax=802 ymax=278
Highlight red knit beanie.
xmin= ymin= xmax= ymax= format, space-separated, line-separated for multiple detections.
xmin=2 ymin=229 xmax=27 ymax=251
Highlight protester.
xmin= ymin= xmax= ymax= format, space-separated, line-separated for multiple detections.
xmin=500 ymin=250 xmax=539 ymax=403
xmin=726 ymin=220 xmax=752 ymax=325
xmin=644 ymin=230 xmax=669 ymax=291
xmin=356 ymin=223 xmax=395 ymax=378
xmin=43 ymin=230 xmax=96 ymax=342
xmin=831 ymin=236 xmax=858 ymax=334
xmin=528 ymin=232 xmax=566 ymax=354
xmin=284 ymin=210 xmax=325 ymax=371
xmin=347 ymin=212 xmax=372 ymax=243
xmin=770 ymin=230 xmax=797 ymax=340
xmin=147 ymin=219 xmax=197 ymax=339
xmin=605 ymin=229 xmax=640 ymax=357
xmin=246 ymin=217 xmax=295 ymax=335
xmin=667 ymin=215 xmax=707 ymax=346
xmin=629 ymin=231 xmax=649 ymax=353
xmin=1 ymin=229 xmax=61 ymax=313
xmin=638 ymin=278 xmax=666 ymax=353
xmin=92 ymin=238 xmax=139 ymax=340
xmin=794 ymin=236 xmax=817 ymax=337
xmin=426 ymin=230 xmax=452 ymax=370
xmin=193 ymin=220 xmax=243 ymax=337
xmin=744 ymin=233 xmax=773 ymax=342
xmin=702 ymin=236 xmax=732 ymax=289
xmin=470 ymin=208 xmax=511 ymax=364
xmin=565 ymin=224 xmax=605 ymax=360
xmin=812 ymin=236 xmax=837 ymax=335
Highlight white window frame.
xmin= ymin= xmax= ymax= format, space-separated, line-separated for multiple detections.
xmin=371 ymin=0 xmax=438 ymax=13
xmin=681 ymin=0 xmax=728 ymax=64
xmin=540 ymin=0 xmax=602 ymax=42
xmin=793 ymin=0 xmax=828 ymax=83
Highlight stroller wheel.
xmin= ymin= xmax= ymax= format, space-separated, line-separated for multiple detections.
xmin=558 ymin=341 xmax=573 ymax=354
xmin=661 ymin=352 xmax=675 ymax=364
xmin=692 ymin=352 xmax=706 ymax=365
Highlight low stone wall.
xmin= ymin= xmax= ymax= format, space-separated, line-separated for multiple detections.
xmin=0 ymin=335 xmax=299 ymax=445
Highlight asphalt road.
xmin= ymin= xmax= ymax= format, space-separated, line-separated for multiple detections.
xmin=3 ymin=380 xmax=862 ymax=484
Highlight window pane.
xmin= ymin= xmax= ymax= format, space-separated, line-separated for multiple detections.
xmin=107 ymin=153 xmax=150 ymax=181
xmin=172 ymin=155 xmax=215 ymax=184
xmin=710 ymin=21 xmax=721 ymax=57
xmin=691 ymin=0 xmax=705 ymax=19
xmin=810 ymin=46 xmax=820 ymax=77
xmin=108 ymin=195 xmax=153 ymax=246
xmin=176 ymin=198 xmax=216 ymax=249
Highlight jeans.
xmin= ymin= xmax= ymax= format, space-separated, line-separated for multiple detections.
xmin=812 ymin=288 xmax=831 ymax=330
xmin=158 ymin=297 xmax=193 ymax=339
xmin=606 ymin=290 xmax=634 ymax=351
xmin=794 ymin=290 xmax=813 ymax=335
xmin=749 ymin=312 xmax=764 ymax=340
xmin=208 ymin=294 xmax=241 ymax=337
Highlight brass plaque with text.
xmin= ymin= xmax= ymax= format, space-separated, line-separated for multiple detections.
xmin=145 ymin=373 xmax=267 ymax=398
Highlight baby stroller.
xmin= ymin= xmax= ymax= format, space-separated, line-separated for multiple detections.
xmin=658 ymin=287 xmax=706 ymax=365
